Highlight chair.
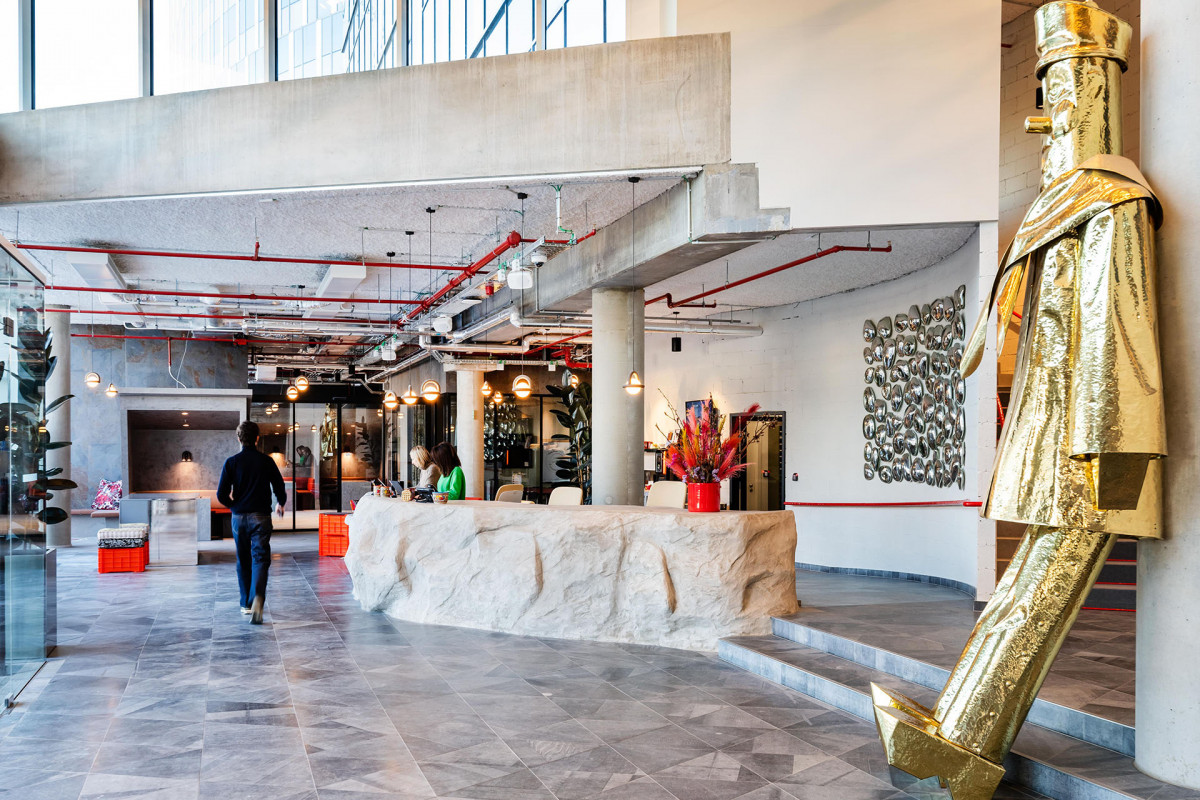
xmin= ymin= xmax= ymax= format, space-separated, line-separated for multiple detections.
xmin=645 ymin=481 xmax=687 ymax=509
xmin=547 ymin=486 xmax=583 ymax=506
xmin=494 ymin=484 xmax=525 ymax=502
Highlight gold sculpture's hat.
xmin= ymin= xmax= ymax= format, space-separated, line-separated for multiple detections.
xmin=1035 ymin=1 xmax=1132 ymax=78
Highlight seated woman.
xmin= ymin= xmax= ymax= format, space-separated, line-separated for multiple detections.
xmin=410 ymin=445 xmax=441 ymax=489
xmin=431 ymin=442 xmax=466 ymax=501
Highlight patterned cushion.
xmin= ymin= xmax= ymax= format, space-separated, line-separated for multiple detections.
xmin=92 ymin=479 xmax=122 ymax=511
xmin=97 ymin=537 xmax=145 ymax=549
xmin=98 ymin=527 xmax=146 ymax=543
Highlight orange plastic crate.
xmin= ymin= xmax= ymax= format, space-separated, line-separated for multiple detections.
xmin=319 ymin=532 xmax=349 ymax=557
xmin=99 ymin=546 xmax=147 ymax=574
xmin=319 ymin=513 xmax=350 ymax=536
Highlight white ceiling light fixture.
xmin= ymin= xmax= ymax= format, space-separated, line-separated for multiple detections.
xmin=481 ymin=380 xmax=493 ymax=397
xmin=402 ymin=385 xmax=419 ymax=405
xmin=295 ymin=375 xmax=309 ymax=391
xmin=512 ymin=373 xmax=533 ymax=399
xmin=506 ymin=260 xmax=533 ymax=290
xmin=421 ymin=379 xmax=441 ymax=402
xmin=85 ymin=371 xmax=102 ymax=389
xmin=432 ymin=315 xmax=454 ymax=334
xmin=286 ymin=385 xmax=299 ymax=401
xmin=383 ymin=390 xmax=399 ymax=410
xmin=105 ymin=383 xmax=119 ymax=398
xmin=623 ymin=370 xmax=644 ymax=396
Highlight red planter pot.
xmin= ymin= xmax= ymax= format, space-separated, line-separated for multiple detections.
xmin=687 ymin=482 xmax=721 ymax=512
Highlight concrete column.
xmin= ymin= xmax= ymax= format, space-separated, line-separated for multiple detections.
xmin=1136 ymin=2 xmax=1200 ymax=788
xmin=455 ymin=369 xmax=486 ymax=500
xmin=45 ymin=309 xmax=72 ymax=547
xmin=591 ymin=288 xmax=645 ymax=506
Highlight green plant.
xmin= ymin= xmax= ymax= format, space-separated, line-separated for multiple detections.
xmin=547 ymin=379 xmax=592 ymax=503
xmin=8 ymin=321 xmax=75 ymax=527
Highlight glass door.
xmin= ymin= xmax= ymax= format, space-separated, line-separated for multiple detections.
xmin=1 ymin=248 xmax=48 ymax=706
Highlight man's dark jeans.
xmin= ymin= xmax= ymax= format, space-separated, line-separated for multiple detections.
xmin=232 ymin=512 xmax=272 ymax=608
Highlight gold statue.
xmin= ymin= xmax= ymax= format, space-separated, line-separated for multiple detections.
xmin=871 ymin=3 xmax=1164 ymax=798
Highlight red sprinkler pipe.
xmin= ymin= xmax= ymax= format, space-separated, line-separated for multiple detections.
xmin=647 ymin=243 xmax=892 ymax=309
xmin=65 ymin=308 xmax=397 ymax=326
xmin=523 ymin=330 xmax=591 ymax=357
xmin=17 ymin=242 xmax=468 ymax=272
xmin=521 ymin=229 xmax=598 ymax=246
xmin=48 ymin=284 xmax=419 ymax=305
xmin=70 ymin=333 xmax=361 ymax=347
xmin=403 ymin=231 xmax=521 ymax=326
xmin=642 ymin=293 xmax=717 ymax=309
xmin=556 ymin=347 xmax=592 ymax=370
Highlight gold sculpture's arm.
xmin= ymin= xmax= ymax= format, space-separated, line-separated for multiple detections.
xmin=961 ymin=254 xmax=1029 ymax=380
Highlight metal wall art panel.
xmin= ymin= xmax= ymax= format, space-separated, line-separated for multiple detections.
xmin=862 ymin=284 xmax=967 ymax=489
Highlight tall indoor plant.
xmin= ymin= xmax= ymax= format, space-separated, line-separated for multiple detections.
xmin=547 ymin=378 xmax=592 ymax=503
xmin=662 ymin=394 xmax=769 ymax=512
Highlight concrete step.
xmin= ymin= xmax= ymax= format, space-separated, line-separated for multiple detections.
xmin=719 ymin=636 xmax=1196 ymax=800
xmin=1085 ymin=584 xmax=1137 ymax=612
xmin=770 ymin=615 xmax=1135 ymax=757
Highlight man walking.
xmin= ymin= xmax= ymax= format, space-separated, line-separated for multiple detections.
xmin=217 ymin=421 xmax=286 ymax=624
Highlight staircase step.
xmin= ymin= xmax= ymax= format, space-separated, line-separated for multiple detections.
xmin=1098 ymin=562 xmax=1137 ymax=585
xmin=1111 ymin=539 xmax=1138 ymax=561
xmin=771 ymin=615 xmax=1135 ymax=757
xmin=720 ymin=636 xmax=1193 ymax=800
xmin=1085 ymin=584 xmax=1137 ymax=612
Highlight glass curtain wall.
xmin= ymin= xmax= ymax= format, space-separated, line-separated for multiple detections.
xmin=344 ymin=0 xmax=397 ymax=73
xmin=278 ymin=0 xmax=350 ymax=80
xmin=0 ymin=0 xmax=19 ymax=113
xmin=34 ymin=0 xmax=139 ymax=108
xmin=153 ymin=0 xmax=267 ymax=95
xmin=545 ymin=0 xmax=623 ymax=50
xmin=1 ymin=247 xmax=47 ymax=706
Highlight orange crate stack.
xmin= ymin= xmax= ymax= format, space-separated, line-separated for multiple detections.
xmin=99 ymin=546 xmax=147 ymax=574
xmin=318 ymin=513 xmax=351 ymax=557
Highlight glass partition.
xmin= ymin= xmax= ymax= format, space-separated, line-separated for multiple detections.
xmin=1 ymin=245 xmax=47 ymax=706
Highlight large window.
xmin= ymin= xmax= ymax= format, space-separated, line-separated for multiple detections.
xmin=344 ymin=0 xmax=396 ymax=73
xmin=34 ymin=0 xmax=139 ymax=108
xmin=154 ymin=0 xmax=267 ymax=96
xmin=545 ymin=0 xmax=622 ymax=51
xmin=278 ymin=0 xmax=349 ymax=81
xmin=0 ymin=0 xmax=19 ymax=113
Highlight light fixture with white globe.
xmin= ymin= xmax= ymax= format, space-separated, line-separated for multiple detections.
xmin=623 ymin=370 xmax=644 ymax=396
xmin=481 ymin=380 xmax=493 ymax=397
xmin=286 ymin=385 xmax=299 ymax=401
xmin=85 ymin=371 xmax=101 ymax=389
xmin=105 ymin=383 xmax=119 ymax=398
xmin=295 ymin=375 xmax=309 ymax=391
xmin=512 ymin=374 xmax=532 ymax=399
xmin=383 ymin=390 xmax=399 ymax=410
xmin=420 ymin=379 xmax=441 ymax=402
xmin=432 ymin=315 xmax=454 ymax=334
xmin=506 ymin=262 xmax=533 ymax=290
xmin=402 ymin=385 xmax=418 ymax=405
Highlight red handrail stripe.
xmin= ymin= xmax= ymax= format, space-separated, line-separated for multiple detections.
xmin=785 ymin=500 xmax=983 ymax=508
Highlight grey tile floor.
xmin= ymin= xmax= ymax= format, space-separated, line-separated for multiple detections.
xmin=0 ymin=536 xmax=1047 ymax=800
xmin=788 ymin=571 xmax=1136 ymax=725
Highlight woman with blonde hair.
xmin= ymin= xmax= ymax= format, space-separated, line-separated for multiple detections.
xmin=410 ymin=445 xmax=441 ymax=489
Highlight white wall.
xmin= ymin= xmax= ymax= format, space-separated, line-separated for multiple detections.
xmin=634 ymin=0 xmax=1000 ymax=229
xmin=645 ymin=228 xmax=990 ymax=593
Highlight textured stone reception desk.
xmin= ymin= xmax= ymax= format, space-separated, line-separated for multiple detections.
xmin=345 ymin=497 xmax=799 ymax=650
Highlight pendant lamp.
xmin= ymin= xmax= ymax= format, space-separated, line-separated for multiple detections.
xmin=286 ymin=385 xmax=299 ymax=401
xmin=512 ymin=374 xmax=532 ymax=399
xmin=85 ymin=371 xmax=101 ymax=389
xmin=296 ymin=375 xmax=309 ymax=391
xmin=311 ymin=424 xmax=318 ymax=431
xmin=402 ymin=385 xmax=419 ymax=405
xmin=105 ymin=383 xmax=119 ymax=398
xmin=492 ymin=392 xmax=504 ymax=405
xmin=420 ymin=379 xmax=441 ymax=402
xmin=481 ymin=380 xmax=493 ymax=397
xmin=623 ymin=371 xmax=644 ymax=396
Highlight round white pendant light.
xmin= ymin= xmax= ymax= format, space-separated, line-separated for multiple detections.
xmin=420 ymin=379 xmax=441 ymax=402
xmin=383 ymin=390 xmax=399 ymax=410
xmin=512 ymin=374 xmax=533 ymax=399
xmin=623 ymin=370 xmax=644 ymax=396
xmin=105 ymin=383 xmax=119 ymax=398
xmin=402 ymin=385 xmax=419 ymax=405
xmin=296 ymin=375 xmax=309 ymax=391
xmin=84 ymin=371 xmax=101 ymax=389
xmin=507 ymin=263 xmax=534 ymax=290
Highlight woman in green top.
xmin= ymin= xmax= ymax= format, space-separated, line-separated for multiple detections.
xmin=431 ymin=441 xmax=466 ymax=500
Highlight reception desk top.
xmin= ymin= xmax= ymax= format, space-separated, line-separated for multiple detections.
xmin=345 ymin=497 xmax=799 ymax=650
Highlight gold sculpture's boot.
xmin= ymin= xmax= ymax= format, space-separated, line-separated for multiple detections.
xmin=871 ymin=525 xmax=1116 ymax=798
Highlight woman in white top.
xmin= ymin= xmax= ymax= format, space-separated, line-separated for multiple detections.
xmin=410 ymin=445 xmax=442 ymax=489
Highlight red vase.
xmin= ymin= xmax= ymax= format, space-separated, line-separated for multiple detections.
xmin=687 ymin=482 xmax=721 ymax=512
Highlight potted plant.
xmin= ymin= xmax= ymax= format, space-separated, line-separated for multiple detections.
xmin=661 ymin=394 xmax=770 ymax=512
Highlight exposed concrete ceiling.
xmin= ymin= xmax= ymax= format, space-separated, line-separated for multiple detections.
xmin=1003 ymin=0 xmax=1038 ymax=25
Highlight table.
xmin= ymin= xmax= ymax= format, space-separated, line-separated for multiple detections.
xmin=344 ymin=497 xmax=799 ymax=650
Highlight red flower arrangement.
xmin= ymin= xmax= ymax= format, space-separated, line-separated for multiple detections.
xmin=661 ymin=394 xmax=770 ymax=484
